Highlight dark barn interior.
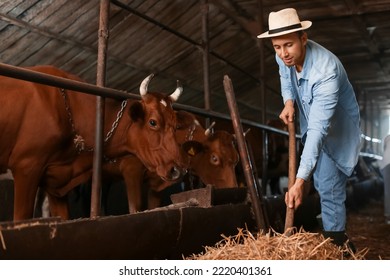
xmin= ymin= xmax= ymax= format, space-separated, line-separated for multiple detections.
xmin=0 ymin=0 xmax=389 ymax=145
xmin=0 ymin=0 xmax=389 ymax=260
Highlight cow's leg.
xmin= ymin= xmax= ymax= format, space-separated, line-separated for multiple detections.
xmin=119 ymin=157 xmax=145 ymax=214
xmin=147 ymin=189 xmax=162 ymax=210
xmin=33 ymin=188 xmax=46 ymax=218
xmin=47 ymin=193 xmax=70 ymax=220
xmin=269 ymin=177 xmax=282 ymax=195
xmin=125 ymin=170 xmax=144 ymax=214
xmin=12 ymin=170 xmax=41 ymax=221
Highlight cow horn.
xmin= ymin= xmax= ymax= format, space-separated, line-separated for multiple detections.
xmin=169 ymin=80 xmax=183 ymax=102
xmin=205 ymin=121 xmax=216 ymax=136
xmin=243 ymin=128 xmax=251 ymax=137
xmin=139 ymin=74 xmax=154 ymax=96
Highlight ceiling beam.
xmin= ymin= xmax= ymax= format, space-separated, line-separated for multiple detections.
xmin=342 ymin=0 xmax=389 ymax=76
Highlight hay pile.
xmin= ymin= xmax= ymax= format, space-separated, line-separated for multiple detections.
xmin=186 ymin=228 xmax=368 ymax=260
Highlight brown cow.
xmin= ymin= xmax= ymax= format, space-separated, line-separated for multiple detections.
xmin=0 ymin=65 xmax=184 ymax=221
xmin=204 ymin=117 xmax=290 ymax=195
xmin=101 ymin=110 xmax=239 ymax=214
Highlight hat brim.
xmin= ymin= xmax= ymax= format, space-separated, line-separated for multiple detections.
xmin=257 ymin=21 xmax=312 ymax=38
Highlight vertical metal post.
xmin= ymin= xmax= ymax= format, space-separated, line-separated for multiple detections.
xmin=376 ymin=103 xmax=381 ymax=155
xmin=261 ymin=131 xmax=269 ymax=195
xmin=362 ymin=90 xmax=367 ymax=151
xmin=223 ymin=75 xmax=268 ymax=231
xmin=90 ymin=0 xmax=110 ymax=218
xmin=256 ymin=0 xmax=266 ymax=124
xmin=256 ymin=0 xmax=268 ymax=193
xmin=201 ymin=0 xmax=211 ymax=127
xmin=370 ymin=98 xmax=374 ymax=152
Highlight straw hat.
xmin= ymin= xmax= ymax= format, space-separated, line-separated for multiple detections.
xmin=257 ymin=8 xmax=312 ymax=38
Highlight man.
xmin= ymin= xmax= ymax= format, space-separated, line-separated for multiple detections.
xmin=258 ymin=8 xmax=361 ymax=248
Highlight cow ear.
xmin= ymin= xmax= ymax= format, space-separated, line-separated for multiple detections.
xmin=129 ymin=101 xmax=145 ymax=122
xmin=182 ymin=141 xmax=203 ymax=157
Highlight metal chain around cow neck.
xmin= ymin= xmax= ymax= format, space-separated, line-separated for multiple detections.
xmin=60 ymin=88 xmax=127 ymax=153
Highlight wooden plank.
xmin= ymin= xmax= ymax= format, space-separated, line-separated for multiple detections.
xmin=0 ymin=203 xmax=255 ymax=259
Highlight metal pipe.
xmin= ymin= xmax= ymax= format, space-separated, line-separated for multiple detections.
xmin=261 ymin=131 xmax=269 ymax=195
xmin=90 ymin=0 xmax=110 ymax=218
xmin=223 ymin=75 xmax=268 ymax=231
xmin=256 ymin=0 xmax=269 ymax=194
xmin=110 ymin=0 xmax=277 ymax=92
xmin=0 ymin=62 xmax=135 ymax=100
xmin=201 ymin=0 xmax=211 ymax=128
xmin=0 ymin=62 xmax=294 ymax=140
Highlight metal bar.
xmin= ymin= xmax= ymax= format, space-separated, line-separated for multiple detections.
xmin=201 ymin=0 xmax=211 ymax=112
xmin=0 ymin=62 xmax=294 ymax=138
xmin=256 ymin=0 xmax=266 ymax=124
xmin=362 ymin=91 xmax=368 ymax=150
xmin=110 ymin=0 xmax=278 ymax=92
xmin=0 ymin=62 xmax=134 ymax=100
xmin=223 ymin=75 xmax=268 ymax=231
xmin=90 ymin=0 xmax=110 ymax=218
xmin=201 ymin=0 xmax=211 ymax=128
xmin=256 ymin=0 xmax=269 ymax=193
xmin=261 ymin=131 xmax=269 ymax=195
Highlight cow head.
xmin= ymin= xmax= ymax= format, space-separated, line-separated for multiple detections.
xmin=182 ymin=130 xmax=239 ymax=188
xmin=126 ymin=74 xmax=185 ymax=181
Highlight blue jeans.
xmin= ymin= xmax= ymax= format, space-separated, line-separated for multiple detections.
xmin=313 ymin=151 xmax=348 ymax=231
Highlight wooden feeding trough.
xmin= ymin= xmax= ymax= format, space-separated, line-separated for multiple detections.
xmin=0 ymin=186 xmax=257 ymax=260
xmin=0 ymin=183 xmax=323 ymax=260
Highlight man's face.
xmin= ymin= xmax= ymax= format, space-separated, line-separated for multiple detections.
xmin=271 ymin=32 xmax=307 ymax=70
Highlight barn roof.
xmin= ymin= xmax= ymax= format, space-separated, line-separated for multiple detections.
xmin=1 ymin=0 xmax=389 ymax=146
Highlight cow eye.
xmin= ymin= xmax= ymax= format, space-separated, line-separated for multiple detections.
xmin=149 ymin=119 xmax=157 ymax=128
xmin=210 ymin=153 xmax=220 ymax=165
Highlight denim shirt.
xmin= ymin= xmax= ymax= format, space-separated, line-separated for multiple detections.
xmin=276 ymin=40 xmax=361 ymax=180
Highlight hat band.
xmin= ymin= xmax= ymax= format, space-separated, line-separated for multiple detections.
xmin=268 ymin=23 xmax=302 ymax=35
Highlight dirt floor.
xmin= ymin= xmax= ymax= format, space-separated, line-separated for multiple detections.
xmin=347 ymin=198 xmax=390 ymax=260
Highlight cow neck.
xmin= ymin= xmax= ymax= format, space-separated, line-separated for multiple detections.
xmin=60 ymin=88 xmax=127 ymax=153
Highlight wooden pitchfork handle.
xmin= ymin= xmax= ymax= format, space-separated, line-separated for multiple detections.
xmin=284 ymin=121 xmax=296 ymax=236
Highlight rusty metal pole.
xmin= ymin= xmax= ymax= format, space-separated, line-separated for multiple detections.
xmin=256 ymin=0 xmax=269 ymax=194
xmin=201 ymin=0 xmax=211 ymax=128
xmin=90 ymin=0 xmax=110 ymax=218
xmin=223 ymin=75 xmax=268 ymax=231
xmin=256 ymin=0 xmax=266 ymax=124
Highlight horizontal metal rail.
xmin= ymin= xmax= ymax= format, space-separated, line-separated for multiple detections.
xmin=0 ymin=62 xmax=295 ymax=137
xmin=0 ymin=62 xmax=134 ymax=100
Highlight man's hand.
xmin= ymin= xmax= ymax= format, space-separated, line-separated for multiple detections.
xmin=279 ymin=99 xmax=295 ymax=124
xmin=285 ymin=177 xmax=305 ymax=210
